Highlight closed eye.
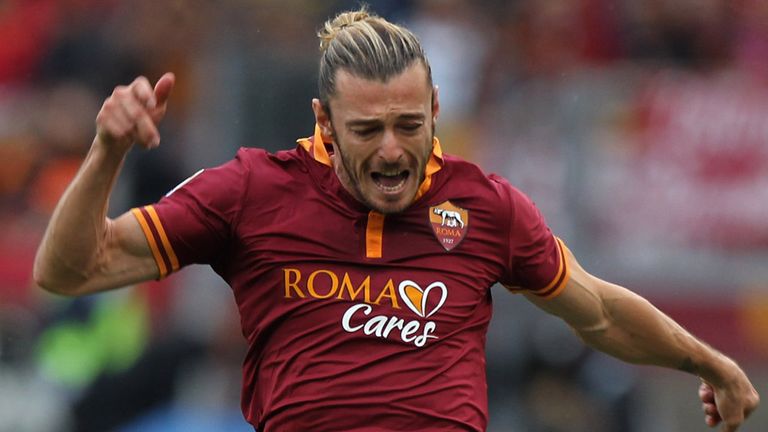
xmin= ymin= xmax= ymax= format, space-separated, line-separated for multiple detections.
xmin=351 ymin=127 xmax=380 ymax=138
xmin=400 ymin=123 xmax=423 ymax=134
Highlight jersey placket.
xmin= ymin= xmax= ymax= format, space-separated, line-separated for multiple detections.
xmin=365 ymin=211 xmax=385 ymax=259
xmin=297 ymin=124 xmax=444 ymax=261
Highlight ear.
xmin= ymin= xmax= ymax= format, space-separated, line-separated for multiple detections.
xmin=431 ymin=85 xmax=440 ymax=124
xmin=312 ymin=98 xmax=334 ymax=142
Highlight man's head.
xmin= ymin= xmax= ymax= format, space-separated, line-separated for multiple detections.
xmin=312 ymin=8 xmax=439 ymax=214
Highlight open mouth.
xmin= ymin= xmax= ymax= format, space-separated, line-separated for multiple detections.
xmin=371 ymin=170 xmax=410 ymax=193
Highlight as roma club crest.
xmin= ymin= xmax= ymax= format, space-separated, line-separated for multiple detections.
xmin=429 ymin=201 xmax=469 ymax=251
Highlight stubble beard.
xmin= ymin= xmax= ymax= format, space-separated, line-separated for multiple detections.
xmin=333 ymin=132 xmax=434 ymax=215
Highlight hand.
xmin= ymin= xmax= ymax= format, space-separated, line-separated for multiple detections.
xmin=95 ymin=72 xmax=175 ymax=154
xmin=699 ymin=375 xmax=759 ymax=431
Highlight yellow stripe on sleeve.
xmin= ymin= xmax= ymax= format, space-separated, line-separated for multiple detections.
xmin=536 ymin=237 xmax=566 ymax=292
xmin=144 ymin=205 xmax=180 ymax=273
xmin=131 ymin=207 xmax=168 ymax=278
xmin=537 ymin=237 xmax=570 ymax=299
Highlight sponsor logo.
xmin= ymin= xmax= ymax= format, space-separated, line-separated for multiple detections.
xmin=429 ymin=201 xmax=469 ymax=251
xmin=399 ymin=280 xmax=447 ymax=318
xmin=283 ymin=268 xmax=447 ymax=347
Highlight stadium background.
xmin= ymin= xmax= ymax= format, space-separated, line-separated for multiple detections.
xmin=1 ymin=0 xmax=766 ymax=430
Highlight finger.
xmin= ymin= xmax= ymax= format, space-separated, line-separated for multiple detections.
xmin=700 ymin=382 xmax=716 ymax=403
xmin=134 ymin=111 xmax=161 ymax=148
xmin=153 ymin=72 xmax=175 ymax=107
xmin=704 ymin=401 xmax=722 ymax=427
xmin=116 ymin=93 xmax=159 ymax=148
xmin=96 ymin=96 xmax=135 ymax=144
xmin=703 ymin=402 xmax=720 ymax=417
xmin=117 ymin=89 xmax=149 ymax=122
xmin=130 ymin=76 xmax=157 ymax=109
xmin=117 ymin=94 xmax=157 ymax=145
xmin=98 ymin=114 xmax=133 ymax=141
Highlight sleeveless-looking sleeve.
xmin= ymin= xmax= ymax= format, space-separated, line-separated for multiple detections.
xmin=492 ymin=175 xmax=569 ymax=299
xmin=130 ymin=149 xmax=250 ymax=279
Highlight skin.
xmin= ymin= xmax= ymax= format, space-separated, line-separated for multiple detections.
xmin=32 ymin=74 xmax=172 ymax=294
xmin=312 ymin=63 xmax=439 ymax=214
xmin=525 ymin=247 xmax=759 ymax=431
xmin=33 ymin=67 xmax=759 ymax=430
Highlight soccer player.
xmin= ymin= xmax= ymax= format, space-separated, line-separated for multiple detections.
xmin=34 ymin=7 xmax=758 ymax=432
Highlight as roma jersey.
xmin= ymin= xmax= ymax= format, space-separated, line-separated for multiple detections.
xmin=131 ymin=127 xmax=569 ymax=431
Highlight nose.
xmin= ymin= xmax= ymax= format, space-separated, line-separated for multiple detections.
xmin=378 ymin=129 xmax=404 ymax=164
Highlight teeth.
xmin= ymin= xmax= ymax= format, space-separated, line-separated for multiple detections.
xmin=371 ymin=169 xmax=408 ymax=194
xmin=373 ymin=173 xmax=406 ymax=192
xmin=380 ymin=182 xmax=405 ymax=192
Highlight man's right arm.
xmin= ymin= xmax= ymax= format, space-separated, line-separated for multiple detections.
xmin=33 ymin=74 xmax=175 ymax=296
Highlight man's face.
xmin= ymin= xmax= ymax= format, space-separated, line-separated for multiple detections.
xmin=313 ymin=63 xmax=439 ymax=214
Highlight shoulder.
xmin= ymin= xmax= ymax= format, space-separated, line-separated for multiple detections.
xmin=235 ymin=146 xmax=308 ymax=178
xmin=439 ymin=154 xmax=522 ymax=202
xmin=162 ymin=146 xmax=308 ymax=206
xmin=436 ymin=154 xmax=540 ymax=229
xmin=233 ymin=146 xmax=303 ymax=171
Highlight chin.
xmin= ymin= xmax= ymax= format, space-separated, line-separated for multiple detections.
xmin=376 ymin=205 xmax=409 ymax=215
xmin=369 ymin=196 xmax=413 ymax=215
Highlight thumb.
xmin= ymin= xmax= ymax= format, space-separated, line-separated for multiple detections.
xmin=154 ymin=72 xmax=175 ymax=106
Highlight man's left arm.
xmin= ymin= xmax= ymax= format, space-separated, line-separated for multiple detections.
xmin=524 ymin=246 xmax=760 ymax=431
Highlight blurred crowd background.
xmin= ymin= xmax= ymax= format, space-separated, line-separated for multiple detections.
xmin=1 ymin=0 xmax=767 ymax=431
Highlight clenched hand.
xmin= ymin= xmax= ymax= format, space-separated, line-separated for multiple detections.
xmin=95 ymin=73 xmax=175 ymax=154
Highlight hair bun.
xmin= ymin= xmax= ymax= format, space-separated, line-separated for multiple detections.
xmin=316 ymin=6 xmax=431 ymax=106
xmin=318 ymin=8 xmax=371 ymax=52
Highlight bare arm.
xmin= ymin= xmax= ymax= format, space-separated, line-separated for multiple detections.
xmin=523 ymin=247 xmax=759 ymax=431
xmin=33 ymin=74 xmax=176 ymax=296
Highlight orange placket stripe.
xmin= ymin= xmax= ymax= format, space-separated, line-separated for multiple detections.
xmin=366 ymin=211 xmax=385 ymax=258
xmin=297 ymin=127 xmax=445 ymax=260
xmin=131 ymin=207 xmax=168 ymax=278
xmin=145 ymin=205 xmax=180 ymax=272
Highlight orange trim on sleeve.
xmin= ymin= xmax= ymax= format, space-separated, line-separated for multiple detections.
xmin=131 ymin=207 xmax=168 ymax=278
xmin=366 ymin=211 xmax=385 ymax=258
xmin=536 ymin=237 xmax=570 ymax=299
xmin=144 ymin=205 xmax=180 ymax=273
xmin=502 ymin=236 xmax=570 ymax=299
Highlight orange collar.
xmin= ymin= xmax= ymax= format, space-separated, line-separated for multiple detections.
xmin=297 ymin=124 xmax=443 ymax=201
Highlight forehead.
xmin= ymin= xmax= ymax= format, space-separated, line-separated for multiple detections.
xmin=330 ymin=63 xmax=432 ymax=120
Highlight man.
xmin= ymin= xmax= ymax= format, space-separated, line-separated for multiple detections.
xmin=34 ymin=8 xmax=758 ymax=432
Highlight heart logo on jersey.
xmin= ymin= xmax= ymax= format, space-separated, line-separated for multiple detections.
xmin=398 ymin=280 xmax=447 ymax=318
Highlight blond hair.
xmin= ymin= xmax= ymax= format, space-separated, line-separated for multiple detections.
xmin=317 ymin=7 xmax=432 ymax=110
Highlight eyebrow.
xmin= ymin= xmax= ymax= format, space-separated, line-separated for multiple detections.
xmin=346 ymin=113 xmax=426 ymax=127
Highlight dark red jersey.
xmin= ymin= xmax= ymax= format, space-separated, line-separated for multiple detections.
xmin=131 ymin=127 xmax=569 ymax=431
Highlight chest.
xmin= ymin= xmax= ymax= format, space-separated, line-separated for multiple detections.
xmin=233 ymin=195 xmax=501 ymax=311
xmin=239 ymin=192 xmax=504 ymax=280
